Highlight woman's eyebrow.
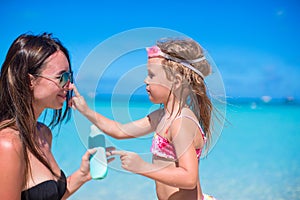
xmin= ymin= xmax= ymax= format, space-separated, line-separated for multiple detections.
xmin=56 ymin=69 xmax=69 ymax=75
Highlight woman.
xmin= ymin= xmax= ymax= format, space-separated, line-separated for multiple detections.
xmin=0 ymin=33 xmax=96 ymax=200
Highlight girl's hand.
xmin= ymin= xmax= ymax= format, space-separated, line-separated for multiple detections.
xmin=111 ymin=150 xmax=149 ymax=174
xmin=106 ymin=146 xmax=116 ymax=163
xmin=69 ymin=84 xmax=89 ymax=113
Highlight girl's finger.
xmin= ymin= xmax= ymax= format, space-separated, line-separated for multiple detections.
xmin=106 ymin=146 xmax=116 ymax=153
xmin=111 ymin=150 xmax=127 ymax=156
xmin=72 ymin=84 xmax=81 ymax=97
xmin=107 ymin=157 xmax=115 ymax=163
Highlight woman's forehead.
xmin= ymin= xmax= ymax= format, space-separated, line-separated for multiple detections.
xmin=42 ymin=50 xmax=69 ymax=73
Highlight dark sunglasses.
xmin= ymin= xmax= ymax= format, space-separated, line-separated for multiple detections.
xmin=35 ymin=71 xmax=73 ymax=88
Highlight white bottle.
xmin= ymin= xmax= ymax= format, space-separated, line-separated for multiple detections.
xmin=88 ymin=125 xmax=108 ymax=179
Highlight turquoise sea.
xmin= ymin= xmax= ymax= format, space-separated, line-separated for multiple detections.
xmin=50 ymin=98 xmax=300 ymax=200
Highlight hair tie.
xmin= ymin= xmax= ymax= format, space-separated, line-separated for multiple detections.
xmin=146 ymin=46 xmax=206 ymax=79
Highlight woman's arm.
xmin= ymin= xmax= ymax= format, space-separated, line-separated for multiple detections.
xmin=70 ymin=85 xmax=155 ymax=139
xmin=0 ymin=129 xmax=24 ymax=199
xmin=41 ymin=123 xmax=92 ymax=199
xmin=62 ymin=149 xmax=95 ymax=199
xmin=62 ymin=147 xmax=115 ymax=199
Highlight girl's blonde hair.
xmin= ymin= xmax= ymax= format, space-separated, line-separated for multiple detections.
xmin=157 ymin=38 xmax=213 ymax=153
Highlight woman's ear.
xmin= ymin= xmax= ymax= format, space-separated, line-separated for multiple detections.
xmin=28 ymin=74 xmax=35 ymax=90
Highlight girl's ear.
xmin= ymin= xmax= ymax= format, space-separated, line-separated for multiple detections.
xmin=174 ymin=74 xmax=182 ymax=90
xmin=28 ymin=74 xmax=35 ymax=90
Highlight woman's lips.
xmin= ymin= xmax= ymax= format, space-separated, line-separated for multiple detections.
xmin=58 ymin=94 xmax=66 ymax=100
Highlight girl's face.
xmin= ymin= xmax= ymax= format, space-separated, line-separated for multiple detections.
xmin=144 ymin=58 xmax=173 ymax=104
xmin=31 ymin=50 xmax=72 ymax=114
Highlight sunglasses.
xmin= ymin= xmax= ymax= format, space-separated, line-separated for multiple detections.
xmin=35 ymin=71 xmax=73 ymax=88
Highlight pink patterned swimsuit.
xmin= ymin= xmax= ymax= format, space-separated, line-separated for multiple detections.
xmin=151 ymin=115 xmax=206 ymax=161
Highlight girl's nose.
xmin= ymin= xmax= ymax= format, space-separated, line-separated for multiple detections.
xmin=144 ymin=76 xmax=149 ymax=84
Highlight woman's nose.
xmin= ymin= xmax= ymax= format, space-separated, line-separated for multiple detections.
xmin=64 ymin=81 xmax=73 ymax=91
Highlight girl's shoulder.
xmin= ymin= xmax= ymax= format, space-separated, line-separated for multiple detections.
xmin=180 ymin=107 xmax=197 ymax=118
xmin=169 ymin=107 xmax=201 ymax=138
xmin=148 ymin=108 xmax=164 ymax=127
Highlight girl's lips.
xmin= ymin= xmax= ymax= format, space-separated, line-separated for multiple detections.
xmin=146 ymin=86 xmax=150 ymax=93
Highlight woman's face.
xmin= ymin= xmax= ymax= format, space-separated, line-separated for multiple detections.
xmin=31 ymin=50 xmax=72 ymax=114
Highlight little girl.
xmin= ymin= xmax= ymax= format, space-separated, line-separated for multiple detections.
xmin=71 ymin=38 xmax=217 ymax=200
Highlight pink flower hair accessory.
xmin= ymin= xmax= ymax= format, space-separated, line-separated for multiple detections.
xmin=146 ymin=45 xmax=163 ymax=58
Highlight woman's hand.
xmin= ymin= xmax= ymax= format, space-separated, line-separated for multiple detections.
xmin=79 ymin=146 xmax=116 ymax=181
xmin=78 ymin=149 xmax=96 ymax=181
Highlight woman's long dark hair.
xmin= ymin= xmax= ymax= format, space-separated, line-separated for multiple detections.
xmin=0 ymin=33 xmax=73 ymax=187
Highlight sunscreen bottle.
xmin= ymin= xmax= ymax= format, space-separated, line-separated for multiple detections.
xmin=88 ymin=125 xmax=108 ymax=179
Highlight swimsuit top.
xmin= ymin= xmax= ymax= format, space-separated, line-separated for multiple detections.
xmin=151 ymin=115 xmax=206 ymax=161
xmin=21 ymin=170 xmax=67 ymax=200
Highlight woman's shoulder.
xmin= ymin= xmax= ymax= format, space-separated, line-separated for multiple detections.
xmin=37 ymin=122 xmax=51 ymax=132
xmin=37 ymin=122 xmax=53 ymax=142
xmin=0 ymin=125 xmax=23 ymax=158
xmin=0 ymin=124 xmax=25 ymax=191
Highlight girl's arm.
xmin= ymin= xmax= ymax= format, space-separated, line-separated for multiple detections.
xmin=0 ymin=129 xmax=24 ymax=199
xmin=70 ymin=85 xmax=156 ymax=139
xmin=112 ymin=117 xmax=202 ymax=189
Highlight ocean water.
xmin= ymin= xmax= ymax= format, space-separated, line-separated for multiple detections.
xmin=50 ymin=99 xmax=300 ymax=200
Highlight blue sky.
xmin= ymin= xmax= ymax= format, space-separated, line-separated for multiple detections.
xmin=1 ymin=0 xmax=299 ymax=100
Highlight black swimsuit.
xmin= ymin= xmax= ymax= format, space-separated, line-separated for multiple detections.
xmin=21 ymin=170 xmax=67 ymax=200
